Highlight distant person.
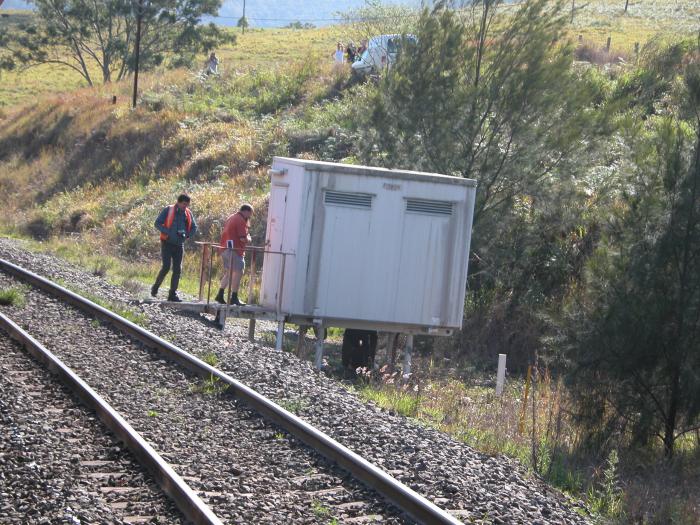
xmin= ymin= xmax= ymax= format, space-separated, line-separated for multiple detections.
xmin=346 ymin=41 xmax=356 ymax=63
xmin=151 ymin=194 xmax=198 ymax=302
xmin=357 ymin=39 xmax=368 ymax=57
xmin=333 ymin=43 xmax=345 ymax=64
xmin=205 ymin=52 xmax=219 ymax=75
xmin=215 ymin=204 xmax=254 ymax=306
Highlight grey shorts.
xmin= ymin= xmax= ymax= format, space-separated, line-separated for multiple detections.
xmin=222 ymin=250 xmax=245 ymax=272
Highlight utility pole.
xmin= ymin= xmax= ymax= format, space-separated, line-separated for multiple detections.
xmin=132 ymin=0 xmax=144 ymax=108
xmin=242 ymin=0 xmax=246 ymax=34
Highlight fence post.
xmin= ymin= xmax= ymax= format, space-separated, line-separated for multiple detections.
xmin=247 ymin=250 xmax=257 ymax=341
xmin=496 ymin=353 xmax=507 ymax=395
xmin=198 ymin=243 xmax=210 ymax=301
xmin=605 ymin=36 xmax=611 ymax=52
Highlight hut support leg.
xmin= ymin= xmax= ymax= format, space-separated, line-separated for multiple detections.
xmin=402 ymin=334 xmax=414 ymax=379
xmin=313 ymin=321 xmax=325 ymax=370
xmin=387 ymin=333 xmax=397 ymax=371
xmin=275 ymin=319 xmax=285 ymax=351
xmin=296 ymin=326 xmax=308 ymax=358
xmin=216 ymin=308 xmax=227 ymax=330
xmin=248 ymin=319 xmax=256 ymax=342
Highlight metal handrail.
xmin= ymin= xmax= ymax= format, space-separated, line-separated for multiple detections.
xmin=195 ymin=241 xmax=295 ymax=319
xmin=194 ymin=241 xmax=294 ymax=256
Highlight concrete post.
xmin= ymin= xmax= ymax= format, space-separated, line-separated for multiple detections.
xmin=248 ymin=319 xmax=256 ymax=342
xmin=275 ymin=320 xmax=285 ymax=351
xmin=496 ymin=353 xmax=507 ymax=395
xmin=313 ymin=322 xmax=325 ymax=369
xmin=402 ymin=334 xmax=414 ymax=379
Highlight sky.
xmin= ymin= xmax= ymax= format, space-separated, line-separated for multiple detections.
xmin=1 ymin=0 xmax=424 ymax=28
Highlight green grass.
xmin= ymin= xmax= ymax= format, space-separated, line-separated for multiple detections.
xmin=191 ymin=374 xmax=230 ymax=395
xmin=0 ymin=286 xmax=27 ymax=307
xmin=200 ymin=351 xmax=220 ymax=367
xmin=311 ymin=500 xmax=332 ymax=520
xmin=53 ymin=276 xmax=149 ymax=327
xmin=277 ymin=398 xmax=307 ymax=415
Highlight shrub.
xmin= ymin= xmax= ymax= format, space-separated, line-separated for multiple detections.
xmin=0 ymin=286 xmax=27 ymax=307
xmin=25 ymin=214 xmax=53 ymax=240
xmin=574 ymin=42 xmax=629 ymax=65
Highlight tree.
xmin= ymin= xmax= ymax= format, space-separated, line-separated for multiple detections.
xmin=364 ymin=0 xmax=600 ymax=225
xmin=564 ymin=49 xmax=700 ymax=457
xmin=570 ymin=0 xmax=589 ymax=24
xmin=340 ymin=0 xmax=418 ymax=44
xmin=9 ymin=0 xmax=233 ymax=85
xmin=0 ymin=12 xmax=44 ymax=72
xmin=360 ymin=0 xmax=604 ymax=343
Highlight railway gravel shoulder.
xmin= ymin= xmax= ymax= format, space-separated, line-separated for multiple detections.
xmin=0 ymin=238 xmax=591 ymax=524
xmin=0 ymin=268 xmax=410 ymax=524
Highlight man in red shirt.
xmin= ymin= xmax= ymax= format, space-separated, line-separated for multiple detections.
xmin=215 ymin=204 xmax=253 ymax=305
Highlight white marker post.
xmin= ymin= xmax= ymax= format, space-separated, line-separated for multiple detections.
xmin=496 ymin=353 xmax=507 ymax=396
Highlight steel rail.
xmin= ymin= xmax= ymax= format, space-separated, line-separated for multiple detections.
xmin=0 ymin=258 xmax=463 ymax=525
xmin=0 ymin=312 xmax=223 ymax=525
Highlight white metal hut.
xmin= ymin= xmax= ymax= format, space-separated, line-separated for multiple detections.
xmin=260 ymin=157 xmax=477 ymax=369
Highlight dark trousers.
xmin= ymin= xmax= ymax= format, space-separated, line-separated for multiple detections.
xmin=154 ymin=241 xmax=184 ymax=295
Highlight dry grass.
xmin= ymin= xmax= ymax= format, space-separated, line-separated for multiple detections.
xmin=357 ymin=360 xmax=700 ymax=524
xmin=0 ymin=23 xmax=343 ymax=109
xmin=4 ymin=0 xmax=695 ymax=109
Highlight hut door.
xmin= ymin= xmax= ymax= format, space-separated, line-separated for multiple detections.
xmin=261 ymin=184 xmax=288 ymax=306
xmin=315 ymin=190 xmax=373 ymax=318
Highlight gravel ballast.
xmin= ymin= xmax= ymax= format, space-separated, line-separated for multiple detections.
xmin=0 ymin=336 xmax=186 ymax=524
xmin=0 ymin=238 xmax=591 ymax=524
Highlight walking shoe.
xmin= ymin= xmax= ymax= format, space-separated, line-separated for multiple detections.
xmin=214 ymin=289 xmax=226 ymax=304
xmin=230 ymin=292 xmax=246 ymax=306
xmin=167 ymin=293 xmax=182 ymax=303
xmin=150 ymin=285 xmax=158 ymax=298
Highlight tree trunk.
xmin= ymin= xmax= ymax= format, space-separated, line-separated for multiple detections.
xmin=664 ymin=370 xmax=679 ymax=458
xmin=102 ymin=57 xmax=111 ymax=83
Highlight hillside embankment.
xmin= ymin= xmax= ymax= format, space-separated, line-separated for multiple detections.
xmin=0 ymin=60 xmax=361 ymax=295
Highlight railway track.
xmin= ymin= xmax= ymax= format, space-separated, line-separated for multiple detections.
xmin=0 ymin=258 xmax=463 ymax=524
xmin=0 ymin=334 xmax=189 ymax=525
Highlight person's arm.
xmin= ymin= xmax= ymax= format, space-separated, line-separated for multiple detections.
xmin=187 ymin=213 xmax=198 ymax=238
xmin=220 ymin=217 xmax=233 ymax=248
xmin=235 ymin=219 xmax=247 ymax=256
xmin=154 ymin=207 xmax=169 ymax=235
